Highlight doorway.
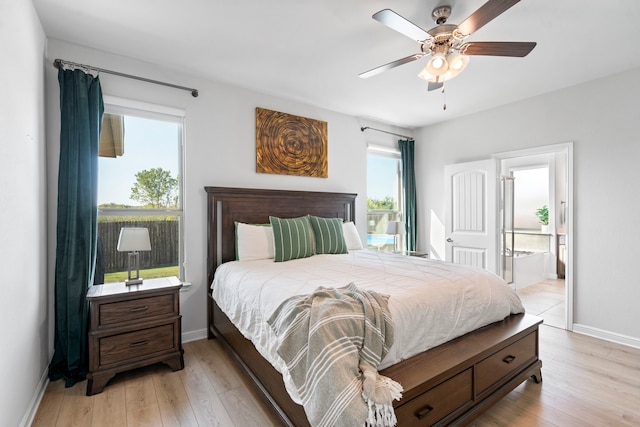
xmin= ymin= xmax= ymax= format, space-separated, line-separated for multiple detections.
xmin=494 ymin=143 xmax=573 ymax=330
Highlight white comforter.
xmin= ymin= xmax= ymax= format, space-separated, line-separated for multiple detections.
xmin=211 ymin=250 xmax=524 ymax=402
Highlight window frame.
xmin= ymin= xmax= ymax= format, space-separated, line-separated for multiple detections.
xmin=99 ymin=96 xmax=186 ymax=281
xmin=366 ymin=145 xmax=404 ymax=250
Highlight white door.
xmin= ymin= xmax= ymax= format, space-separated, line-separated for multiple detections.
xmin=444 ymin=159 xmax=498 ymax=274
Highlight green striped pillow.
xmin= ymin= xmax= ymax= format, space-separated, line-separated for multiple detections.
xmin=269 ymin=216 xmax=314 ymax=262
xmin=308 ymin=215 xmax=348 ymax=254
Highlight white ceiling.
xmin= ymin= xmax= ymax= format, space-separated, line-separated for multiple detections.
xmin=33 ymin=0 xmax=640 ymax=128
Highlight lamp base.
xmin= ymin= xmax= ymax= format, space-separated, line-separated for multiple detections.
xmin=126 ymin=251 xmax=143 ymax=286
xmin=125 ymin=278 xmax=143 ymax=286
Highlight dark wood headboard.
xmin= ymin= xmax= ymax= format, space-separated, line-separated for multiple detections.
xmin=205 ymin=186 xmax=357 ymax=285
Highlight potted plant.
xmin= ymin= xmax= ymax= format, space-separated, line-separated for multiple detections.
xmin=535 ymin=205 xmax=549 ymax=233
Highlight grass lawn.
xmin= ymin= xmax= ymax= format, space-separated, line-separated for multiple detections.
xmin=104 ymin=266 xmax=179 ymax=284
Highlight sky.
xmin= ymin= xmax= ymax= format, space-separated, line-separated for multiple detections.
xmin=367 ymin=154 xmax=399 ymax=201
xmin=98 ymin=116 xmax=180 ymax=206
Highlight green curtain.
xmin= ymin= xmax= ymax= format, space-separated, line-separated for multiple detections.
xmin=48 ymin=68 xmax=104 ymax=387
xmin=399 ymin=139 xmax=417 ymax=251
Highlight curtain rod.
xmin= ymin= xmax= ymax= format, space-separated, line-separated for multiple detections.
xmin=53 ymin=58 xmax=199 ymax=97
xmin=360 ymin=126 xmax=413 ymax=141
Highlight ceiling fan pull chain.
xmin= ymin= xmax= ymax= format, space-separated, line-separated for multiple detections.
xmin=442 ymin=83 xmax=447 ymax=110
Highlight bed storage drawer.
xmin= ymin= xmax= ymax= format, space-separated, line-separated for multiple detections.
xmin=395 ymin=368 xmax=473 ymax=426
xmin=476 ymin=331 xmax=537 ymax=393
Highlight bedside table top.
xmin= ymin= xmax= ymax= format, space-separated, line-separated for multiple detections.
xmin=87 ymin=276 xmax=182 ymax=300
xmin=393 ymin=250 xmax=429 ymax=258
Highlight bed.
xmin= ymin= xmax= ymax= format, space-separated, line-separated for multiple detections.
xmin=205 ymin=186 xmax=542 ymax=426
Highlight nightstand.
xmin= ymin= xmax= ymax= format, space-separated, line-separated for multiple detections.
xmin=86 ymin=276 xmax=184 ymax=395
xmin=394 ymin=250 xmax=429 ymax=258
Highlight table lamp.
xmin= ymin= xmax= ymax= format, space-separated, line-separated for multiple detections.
xmin=117 ymin=227 xmax=151 ymax=285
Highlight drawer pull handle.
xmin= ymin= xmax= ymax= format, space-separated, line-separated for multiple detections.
xmin=503 ymin=355 xmax=516 ymax=364
xmin=416 ymin=405 xmax=434 ymax=419
xmin=130 ymin=340 xmax=148 ymax=347
xmin=130 ymin=305 xmax=149 ymax=313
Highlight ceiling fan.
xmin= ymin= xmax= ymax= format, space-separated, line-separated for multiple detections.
xmin=359 ymin=0 xmax=536 ymax=91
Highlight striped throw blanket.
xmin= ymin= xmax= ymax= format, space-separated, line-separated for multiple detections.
xmin=267 ymin=283 xmax=403 ymax=427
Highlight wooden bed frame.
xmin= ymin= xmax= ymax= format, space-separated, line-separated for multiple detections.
xmin=205 ymin=186 xmax=543 ymax=426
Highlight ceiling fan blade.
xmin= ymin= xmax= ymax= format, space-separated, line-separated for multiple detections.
xmin=457 ymin=0 xmax=521 ymax=36
xmin=359 ymin=53 xmax=425 ymax=79
xmin=428 ymin=81 xmax=444 ymax=91
xmin=373 ymin=9 xmax=431 ymax=42
xmin=460 ymin=41 xmax=536 ymax=57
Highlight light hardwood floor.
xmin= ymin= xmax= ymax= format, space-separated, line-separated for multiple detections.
xmin=33 ymin=284 xmax=640 ymax=426
xmin=517 ymin=279 xmax=566 ymax=329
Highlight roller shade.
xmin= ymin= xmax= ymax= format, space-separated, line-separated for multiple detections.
xmin=99 ymin=113 xmax=124 ymax=157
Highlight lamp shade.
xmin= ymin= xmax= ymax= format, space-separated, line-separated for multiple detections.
xmin=386 ymin=221 xmax=406 ymax=235
xmin=417 ymin=66 xmax=437 ymax=83
xmin=418 ymin=53 xmax=470 ymax=83
xmin=117 ymin=227 xmax=151 ymax=252
xmin=447 ymin=52 xmax=469 ymax=72
xmin=443 ymin=52 xmax=469 ymax=80
xmin=425 ymin=53 xmax=449 ymax=77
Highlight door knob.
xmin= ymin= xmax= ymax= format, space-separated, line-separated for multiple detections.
xmin=446 ymin=238 xmax=454 ymax=243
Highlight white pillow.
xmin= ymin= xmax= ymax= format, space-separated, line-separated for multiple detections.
xmin=236 ymin=222 xmax=275 ymax=261
xmin=342 ymin=221 xmax=363 ymax=251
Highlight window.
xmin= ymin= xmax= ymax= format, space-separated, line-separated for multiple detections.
xmin=511 ymin=166 xmax=549 ymax=230
xmin=366 ymin=147 xmax=403 ymax=251
xmin=96 ymin=100 xmax=184 ymax=284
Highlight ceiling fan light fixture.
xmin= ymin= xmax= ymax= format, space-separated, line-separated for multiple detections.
xmin=447 ymin=52 xmax=469 ymax=72
xmin=419 ymin=52 xmax=469 ymax=84
xmin=417 ymin=66 xmax=437 ymax=82
xmin=432 ymin=56 xmax=445 ymax=69
xmin=425 ymin=53 xmax=449 ymax=76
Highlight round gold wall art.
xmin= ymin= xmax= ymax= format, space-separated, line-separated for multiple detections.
xmin=256 ymin=107 xmax=328 ymax=178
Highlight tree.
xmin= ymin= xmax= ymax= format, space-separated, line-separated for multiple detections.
xmin=367 ymin=196 xmax=396 ymax=210
xmin=98 ymin=202 xmax=132 ymax=209
xmin=130 ymin=167 xmax=178 ymax=208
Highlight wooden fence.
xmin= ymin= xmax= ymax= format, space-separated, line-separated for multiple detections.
xmin=98 ymin=219 xmax=179 ymax=273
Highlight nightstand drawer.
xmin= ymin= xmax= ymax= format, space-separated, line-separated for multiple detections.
xmin=476 ymin=332 xmax=537 ymax=393
xmin=99 ymin=294 xmax=176 ymax=327
xmin=98 ymin=323 xmax=176 ymax=367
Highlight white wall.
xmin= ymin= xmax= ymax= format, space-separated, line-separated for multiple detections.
xmin=44 ymin=39 xmax=408 ymax=342
xmin=0 ymin=1 xmax=47 ymax=426
xmin=416 ymin=67 xmax=640 ymax=343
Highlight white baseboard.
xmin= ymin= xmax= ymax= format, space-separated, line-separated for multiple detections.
xmin=572 ymin=323 xmax=640 ymax=349
xmin=182 ymin=328 xmax=208 ymax=343
xmin=20 ymin=368 xmax=49 ymax=427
